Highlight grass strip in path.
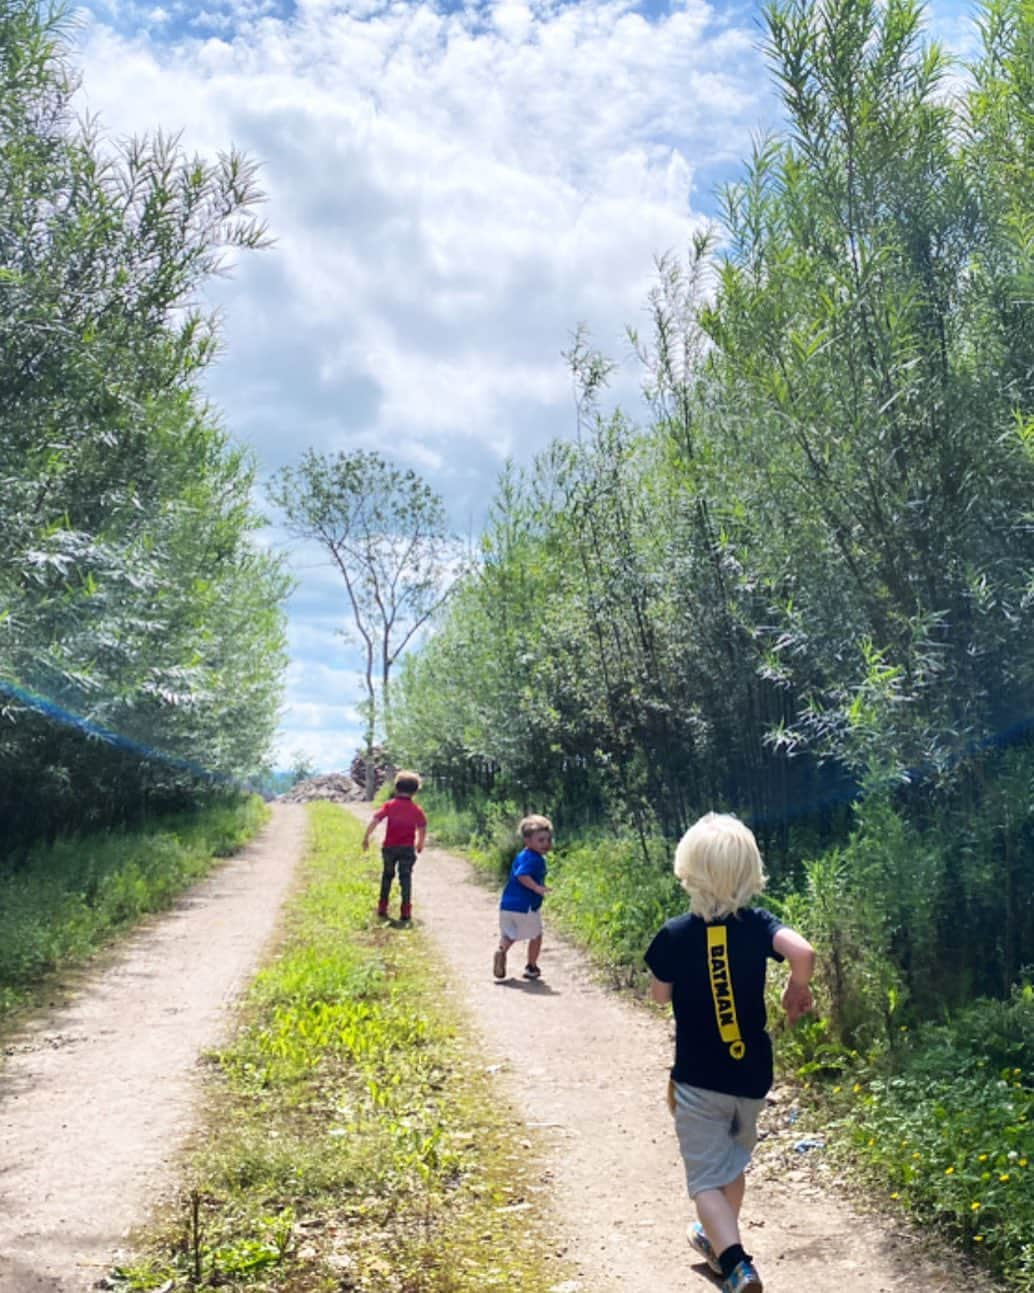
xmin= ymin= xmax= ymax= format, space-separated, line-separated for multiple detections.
xmin=113 ymin=801 xmax=572 ymax=1293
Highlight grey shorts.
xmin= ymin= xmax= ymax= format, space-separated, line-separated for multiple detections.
xmin=499 ymin=909 xmax=542 ymax=943
xmin=671 ymin=1080 xmax=764 ymax=1197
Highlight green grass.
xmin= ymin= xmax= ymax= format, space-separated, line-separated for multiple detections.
xmin=816 ymin=986 xmax=1034 ymax=1290
xmin=111 ymin=801 xmax=570 ymax=1292
xmin=0 ymin=794 xmax=269 ymax=1018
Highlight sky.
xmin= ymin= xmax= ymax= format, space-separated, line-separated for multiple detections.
xmin=70 ymin=0 xmax=975 ymax=773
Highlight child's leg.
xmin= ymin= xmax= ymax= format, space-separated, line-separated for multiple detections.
xmin=694 ymin=1173 xmax=745 ymax=1254
xmin=674 ymin=1086 xmax=762 ymax=1282
xmin=526 ymin=933 xmax=542 ymax=968
xmin=397 ymin=851 xmax=416 ymax=906
xmin=493 ymin=933 xmax=513 ymax=978
xmin=379 ymin=850 xmax=397 ymax=905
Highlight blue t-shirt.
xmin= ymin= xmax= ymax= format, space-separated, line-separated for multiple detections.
xmin=645 ymin=907 xmax=784 ymax=1099
xmin=499 ymin=847 xmax=547 ymax=913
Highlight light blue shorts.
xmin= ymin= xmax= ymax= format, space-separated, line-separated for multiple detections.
xmin=671 ymin=1080 xmax=764 ymax=1197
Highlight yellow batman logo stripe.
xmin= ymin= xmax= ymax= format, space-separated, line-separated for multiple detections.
xmin=707 ymin=925 xmax=746 ymax=1060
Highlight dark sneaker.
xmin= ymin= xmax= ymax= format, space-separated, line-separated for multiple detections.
xmin=493 ymin=949 xmax=507 ymax=979
xmin=722 ymin=1259 xmax=763 ymax=1293
xmin=522 ymin=964 xmax=542 ymax=980
xmin=687 ymin=1222 xmax=722 ymax=1277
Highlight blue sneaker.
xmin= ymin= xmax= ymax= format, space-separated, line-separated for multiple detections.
xmin=722 ymin=1258 xmax=763 ymax=1293
xmin=687 ymin=1222 xmax=723 ymax=1277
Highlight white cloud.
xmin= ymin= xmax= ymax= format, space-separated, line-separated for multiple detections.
xmin=67 ymin=0 xmax=770 ymax=769
xmin=275 ymin=725 xmax=364 ymax=772
xmin=69 ymin=0 xmax=979 ymax=771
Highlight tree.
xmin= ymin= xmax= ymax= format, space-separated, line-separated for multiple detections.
xmin=287 ymin=750 xmax=317 ymax=786
xmin=270 ymin=449 xmax=457 ymax=797
xmin=0 ymin=0 xmax=289 ymax=847
xmin=388 ymin=0 xmax=1034 ymax=1021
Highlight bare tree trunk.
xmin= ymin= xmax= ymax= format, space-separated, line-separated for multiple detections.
xmin=364 ymin=646 xmax=376 ymax=801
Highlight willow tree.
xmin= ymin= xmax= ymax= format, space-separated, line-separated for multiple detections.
xmin=0 ymin=0 xmax=289 ymax=845
xmin=270 ymin=449 xmax=456 ymax=795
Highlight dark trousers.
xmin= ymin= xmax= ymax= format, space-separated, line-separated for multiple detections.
xmin=380 ymin=846 xmax=417 ymax=904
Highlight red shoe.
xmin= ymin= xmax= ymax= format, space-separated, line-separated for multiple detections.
xmin=400 ymin=903 xmax=412 ymax=921
xmin=377 ymin=901 xmax=389 ymax=918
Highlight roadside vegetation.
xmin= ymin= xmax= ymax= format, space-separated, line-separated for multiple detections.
xmin=420 ymin=788 xmax=1034 ymax=1289
xmin=0 ymin=0 xmax=289 ymax=853
xmin=0 ymin=794 xmax=268 ymax=1019
xmin=111 ymin=803 xmax=568 ymax=1293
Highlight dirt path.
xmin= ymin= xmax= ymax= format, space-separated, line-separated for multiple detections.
xmin=396 ymin=828 xmax=994 ymax=1293
xmin=0 ymin=804 xmax=994 ymax=1293
xmin=0 ymin=804 xmax=307 ymax=1293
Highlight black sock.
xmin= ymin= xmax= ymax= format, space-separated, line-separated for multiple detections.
xmin=718 ymin=1244 xmax=750 ymax=1278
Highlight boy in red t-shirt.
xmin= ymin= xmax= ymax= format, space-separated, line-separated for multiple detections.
xmin=362 ymin=770 xmax=427 ymax=921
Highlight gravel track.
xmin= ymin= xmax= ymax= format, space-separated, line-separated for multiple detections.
xmin=0 ymin=804 xmax=306 ymax=1293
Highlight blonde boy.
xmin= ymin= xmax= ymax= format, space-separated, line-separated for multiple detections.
xmin=645 ymin=813 xmax=815 ymax=1293
xmin=493 ymin=814 xmax=552 ymax=981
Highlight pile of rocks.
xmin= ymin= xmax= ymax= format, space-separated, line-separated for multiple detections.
xmin=279 ymin=772 xmax=367 ymax=804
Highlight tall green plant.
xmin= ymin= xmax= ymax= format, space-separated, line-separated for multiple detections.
xmin=0 ymin=0 xmax=289 ymax=844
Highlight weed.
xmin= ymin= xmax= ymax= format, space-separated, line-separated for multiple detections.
xmin=0 ymin=795 xmax=268 ymax=1019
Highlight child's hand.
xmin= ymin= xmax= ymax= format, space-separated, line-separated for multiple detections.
xmin=782 ymin=979 xmax=813 ymax=1025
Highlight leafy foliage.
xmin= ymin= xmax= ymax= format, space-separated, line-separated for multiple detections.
xmin=838 ymin=985 xmax=1034 ymax=1288
xmin=392 ymin=0 xmax=1034 ymax=1038
xmin=0 ymin=0 xmax=289 ymax=847
xmin=0 ymin=794 xmax=268 ymax=1016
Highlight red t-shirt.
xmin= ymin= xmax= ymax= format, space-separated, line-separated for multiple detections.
xmin=373 ymin=797 xmax=427 ymax=848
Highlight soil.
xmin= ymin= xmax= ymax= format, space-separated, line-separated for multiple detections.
xmin=0 ymin=804 xmax=307 ymax=1293
xmin=0 ymin=803 xmax=996 ymax=1293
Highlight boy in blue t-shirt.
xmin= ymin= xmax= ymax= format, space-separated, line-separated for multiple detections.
xmin=493 ymin=815 xmax=552 ymax=982
xmin=645 ymin=812 xmax=815 ymax=1293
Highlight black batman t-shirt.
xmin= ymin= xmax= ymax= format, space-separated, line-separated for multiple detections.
xmin=645 ymin=907 xmax=785 ymax=1099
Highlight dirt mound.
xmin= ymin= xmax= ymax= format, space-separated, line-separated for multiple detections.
xmin=279 ymin=772 xmax=366 ymax=804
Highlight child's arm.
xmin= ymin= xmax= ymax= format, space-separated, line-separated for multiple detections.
xmin=773 ymin=926 xmax=816 ymax=1024
xmin=361 ymin=818 xmax=379 ymax=852
xmin=516 ymin=874 xmax=549 ymax=896
xmin=415 ymin=825 xmax=426 ymax=854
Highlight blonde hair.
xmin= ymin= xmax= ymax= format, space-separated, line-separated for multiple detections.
xmin=519 ymin=814 xmax=553 ymax=840
xmin=674 ymin=812 xmax=766 ymax=921
xmin=393 ymin=770 xmax=422 ymax=795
